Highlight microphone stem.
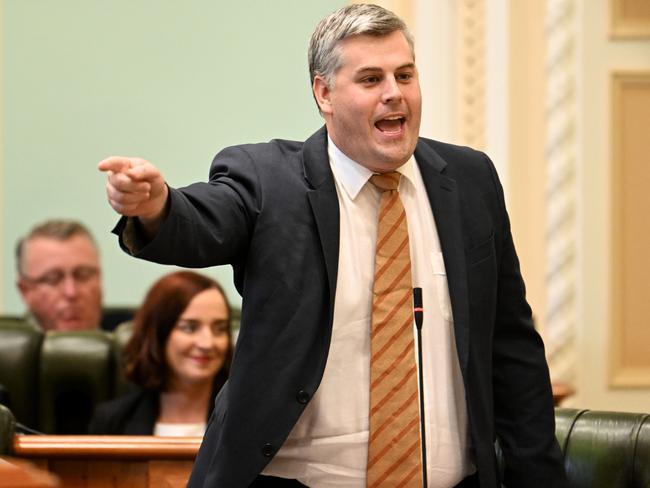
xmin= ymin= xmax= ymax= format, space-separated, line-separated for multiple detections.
xmin=416 ymin=326 xmax=427 ymax=488
xmin=413 ymin=287 xmax=427 ymax=487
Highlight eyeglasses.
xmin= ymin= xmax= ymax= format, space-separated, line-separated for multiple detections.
xmin=20 ymin=266 xmax=100 ymax=289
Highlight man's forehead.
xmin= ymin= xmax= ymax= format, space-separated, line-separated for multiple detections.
xmin=22 ymin=235 xmax=98 ymax=268
xmin=336 ymin=31 xmax=415 ymax=70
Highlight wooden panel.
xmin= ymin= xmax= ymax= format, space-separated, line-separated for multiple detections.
xmin=611 ymin=0 xmax=650 ymax=38
xmin=149 ymin=460 xmax=194 ymax=488
xmin=47 ymin=460 xmax=89 ymax=488
xmin=610 ymin=71 xmax=650 ymax=387
xmin=35 ymin=460 xmax=150 ymax=488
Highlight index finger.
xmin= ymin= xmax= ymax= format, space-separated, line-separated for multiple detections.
xmin=97 ymin=156 xmax=133 ymax=173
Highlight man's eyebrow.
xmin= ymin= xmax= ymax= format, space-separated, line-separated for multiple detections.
xmin=355 ymin=62 xmax=416 ymax=74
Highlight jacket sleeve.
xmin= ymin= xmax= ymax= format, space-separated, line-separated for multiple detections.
xmin=113 ymin=145 xmax=262 ymax=269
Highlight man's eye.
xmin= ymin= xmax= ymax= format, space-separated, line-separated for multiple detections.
xmin=361 ymin=76 xmax=380 ymax=84
xmin=73 ymin=266 xmax=99 ymax=282
xmin=397 ymin=73 xmax=412 ymax=81
xmin=40 ymin=271 xmax=64 ymax=286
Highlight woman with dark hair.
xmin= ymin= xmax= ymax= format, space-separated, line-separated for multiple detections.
xmin=89 ymin=271 xmax=233 ymax=436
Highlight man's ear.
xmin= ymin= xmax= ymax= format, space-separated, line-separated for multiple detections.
xmin=16 ymin=278 xmax=29 ymax=298
xmin=312 ymin=76 xmax=333 ymax=115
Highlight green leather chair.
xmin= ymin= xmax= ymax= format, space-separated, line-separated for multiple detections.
xmin=0 ymin=318 xmax=43 ymax=429
xmin=0 ymin=318 xmax=134 ymax=435
xmin=38 ymin=331 xmax=116 ymax=434
xmin=636 ymin=418 xmax=650 ymax=487
xmin=498 ymin=408 xmax=650 ymax=487
xmin=555 ymin=408 xmax=650 ymax=488
xmin=0 ymin=404 xmax=16 ymax=455
xmin=112 ymin=321 xmax=134 ymax=397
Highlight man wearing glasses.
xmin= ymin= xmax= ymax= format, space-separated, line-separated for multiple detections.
xmin=15 ymin=220 xmax=103 ymax=331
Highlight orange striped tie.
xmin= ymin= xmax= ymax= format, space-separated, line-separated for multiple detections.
xmin=367 ymin=172 xmax=423 ymax=488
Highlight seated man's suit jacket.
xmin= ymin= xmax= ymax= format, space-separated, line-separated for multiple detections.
xmin=116 ymin=127 xmax=565 ymax=487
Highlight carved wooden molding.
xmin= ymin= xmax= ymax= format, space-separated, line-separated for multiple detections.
xmin=544 ymin=0 xmax=578 ymax=387
xmin=457 ymin=0 xmax=486 ymax=150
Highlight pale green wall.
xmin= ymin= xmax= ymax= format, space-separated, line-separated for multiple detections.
xmin=1 ymin=0 xmax=345 ymax=314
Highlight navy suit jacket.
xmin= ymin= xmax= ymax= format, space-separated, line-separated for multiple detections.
xmin=117 ymin=127 xmax=565 ymax=487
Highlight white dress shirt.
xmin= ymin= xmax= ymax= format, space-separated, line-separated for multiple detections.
xmin=262 ymin=139 xmax=474 ymax=487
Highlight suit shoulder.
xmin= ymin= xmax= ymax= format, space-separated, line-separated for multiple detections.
xmin=419 ymin=137 xmax=488 ymax=167
xmin=416 ymin=138 xmax=504 ymax=207
xmin=219 ymin=138 xmax=304 ymax=161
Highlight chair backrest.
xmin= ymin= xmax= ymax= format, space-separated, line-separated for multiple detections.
xmin=636 ymin=416 xmax=650 ymax=487
xmin=557 ymin=408 xmax=650 ymax=488
xmin=496 ymin=408 xmax=650 ymax=487
xmin=0 ymin=404 xmax=16 ymax=455
xmin=112 ymin=321 xmax=134 ymax=397
xmin=0 ymin=318 xmax=43 ymax=428
xmin=100 ymin=307 xmax=135 ymax=332
xmin=38 ymin=331 xmax=116 ymax=434
xmin=0 ymin=317 xmax=136 ymax=435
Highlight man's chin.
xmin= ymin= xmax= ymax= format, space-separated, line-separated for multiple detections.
xmin=373 ymin=149 xmax=414 ymax=171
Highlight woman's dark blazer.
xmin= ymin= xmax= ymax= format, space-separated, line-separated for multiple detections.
xmin=88 ymin=387 xmax=159 ymax=435
xmin=89 ymin=373 xmax=227 ymax=435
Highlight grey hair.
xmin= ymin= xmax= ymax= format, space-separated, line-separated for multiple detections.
xmin=308 ymin=3 xmax=415 ymax=90
xmin=16 ymin=219 xmax=97 ymax=274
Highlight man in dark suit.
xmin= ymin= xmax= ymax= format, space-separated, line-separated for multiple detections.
xmin=99 ymin=4 xmax=565 ymax=487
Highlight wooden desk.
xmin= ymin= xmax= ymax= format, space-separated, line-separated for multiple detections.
xmin=12 ymin=435 xmax=201 ymax=488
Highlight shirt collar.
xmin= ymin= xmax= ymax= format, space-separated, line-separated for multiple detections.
xmin=327 ymin=135 xmax=416 ymax=199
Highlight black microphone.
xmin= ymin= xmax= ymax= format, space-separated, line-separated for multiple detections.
xmin=413 ymin=287 xmax=427 ymax=487
xmin=0 ymin=384 xmax=44 ymax=435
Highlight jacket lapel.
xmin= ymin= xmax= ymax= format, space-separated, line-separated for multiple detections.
xmin=302 ymin=126 xmax=340 ymax=313
xmin=415 ymin=141 xmax=470 ymax=375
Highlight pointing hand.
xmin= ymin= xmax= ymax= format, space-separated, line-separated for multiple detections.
xmin=98 ymin=156 xmax=169 ymax=226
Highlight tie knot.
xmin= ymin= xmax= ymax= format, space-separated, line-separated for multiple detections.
xmin=369 ymin=172 xmax=400 ymax=192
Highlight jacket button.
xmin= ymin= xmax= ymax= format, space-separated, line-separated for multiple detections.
xmin=262 ymin=443 xmax=274 ymax=457
xmin=296 ymin=389 xmax=310 ymax=404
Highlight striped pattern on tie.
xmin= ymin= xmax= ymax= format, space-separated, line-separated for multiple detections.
xmin=367 ymin=172 xmax=423 ymax=487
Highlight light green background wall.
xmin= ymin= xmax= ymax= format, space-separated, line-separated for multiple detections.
xmin=1 ymin=0 xmax=345 ymax=314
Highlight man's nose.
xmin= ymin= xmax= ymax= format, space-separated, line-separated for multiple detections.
xmin=381 ymin=77 xmax=403 ymax=104
xmin=60 ymin=275 xmax=79 ymax=297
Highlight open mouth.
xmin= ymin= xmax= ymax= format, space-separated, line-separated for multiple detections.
xmin=375 ymin=116 xmax=405 ymax=134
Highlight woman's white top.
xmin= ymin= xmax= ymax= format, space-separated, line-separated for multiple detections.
xmin=153 ymin=422 xmax=206 ymax=437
